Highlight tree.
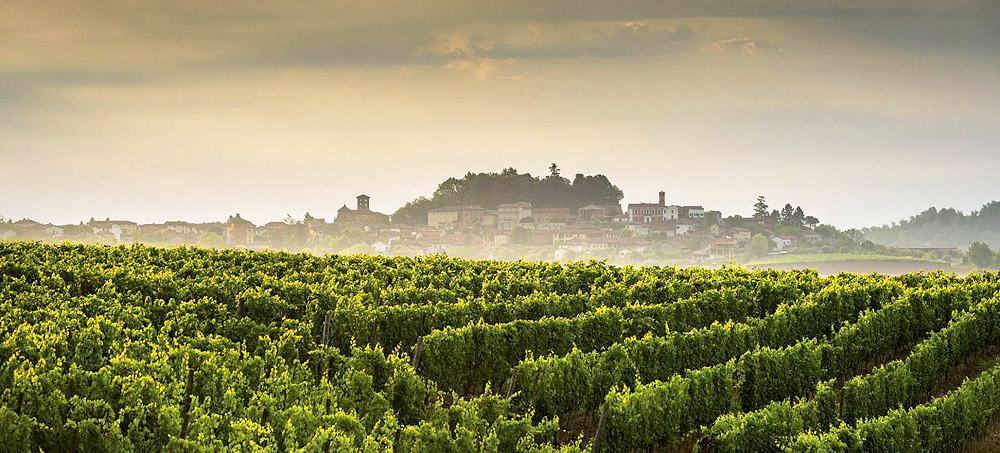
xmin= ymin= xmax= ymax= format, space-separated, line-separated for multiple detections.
xmin=843 ymin=229 xmax=865 ymax=246
xmin=620 ymin=227 xmax=634 ymax=238
xmin=780 ymin=204 xmax=795 ymax=226
xmin=509 ymin=226 xmax=532 ymax=245
xmin=750 ymin=234 xmax=771 ymax=258
xmin=197 ymin=232 xmax=226 ymax=249
xmin=792 ymin=206 xmax=805 ymax=227
xmin=549 ymin=163 xmax=560 ymax=178
xmin=703 ymin=210 xmax=721 ymax=226
xmin=804 ymin=216 xmax=820 ymax=229
xmin=965 ymin=242 xmax=996 ymax=269
xmin=753 ymin=196 xmax=769 ymax=218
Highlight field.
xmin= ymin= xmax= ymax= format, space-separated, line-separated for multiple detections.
xmin=3 ymin=242 xmax=1000 ymax=452
xmin=749 ymin=253 xmax=966 ymax=276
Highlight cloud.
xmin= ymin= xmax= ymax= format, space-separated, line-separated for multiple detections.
xmin=421 ymin=30 xmax=508 ymax=79
xmin=699 ymin=37 xmax=776 ymax=55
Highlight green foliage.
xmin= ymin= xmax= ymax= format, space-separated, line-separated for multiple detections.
xmin=750 ymin=233 xmax=771 ymax=257
xmin=510 ymin=226 xmax=533 ymax=245
xmin=753 ymin=196 xmax=769 ymax=218
xmin=2 ymin=242 xmax=1000 ymax=452
xmin=391 ymin=168 xmax=624 ymax=225
xmin=863 ymin=201 xmax=1000 ymax=250
xmin=196 ymin=232 xmax=225 ymax=249
xmin=964 ymin=241 xmax=997 ymax=269
xmin=785 ymin=360 xmax=1000 ymax=452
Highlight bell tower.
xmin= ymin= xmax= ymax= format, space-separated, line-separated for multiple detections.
xmin=357 ymin=194 xmax=370 ymax=211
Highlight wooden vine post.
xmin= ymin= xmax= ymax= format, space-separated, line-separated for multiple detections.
xmin=591 ymin=401 xmax=610 ymax=453
xmin=505 ymin=368 xmax=518 ymax=399
xmin=411 ymin=336 xmax=423 ymax=370
xmin=180 ymin=367 xmax=196 ymax=439
xmin=321 ymin=313 xmax=330 ymax=347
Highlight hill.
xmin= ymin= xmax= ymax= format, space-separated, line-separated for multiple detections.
xmin=862 ymin=201 xmax=1000 ymax=250
xmin=391 ymin=166 xmax=623 ymax=225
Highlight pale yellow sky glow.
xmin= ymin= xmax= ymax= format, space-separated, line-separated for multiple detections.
xmin=1 ymin=1 xmax=998 ymax=227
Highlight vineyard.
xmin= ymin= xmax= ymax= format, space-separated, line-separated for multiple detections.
xmin=3 ymin=241 xmax=1000 ymax=452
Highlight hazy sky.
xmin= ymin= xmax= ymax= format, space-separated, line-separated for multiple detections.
xmin=2 ymin=1 xmax=998 ymax=228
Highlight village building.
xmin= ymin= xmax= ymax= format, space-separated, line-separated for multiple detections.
xmin=226 ymin=214 xmax=256 ymax=246
xmin=336 ymin=194 xmax=390 ymax=227
xmin=627 ymin=191 xmax=681 ymax=223
xmin=498 ymin=202 xmax=532 ymax=229
xmin=577 ymin=204 xmax=608 ymax=222
xmin=13 ymin=219 xmax=41 ymax=230
xmin=624 ymin=223 xmax=650 ymax=237
xmin=771 ymin=235 xmax=798 ymax=250
xmin=165 ymin=221 xmax=201 ymax=235
xmin=675 ymin=222 xmax=698 ymax=236
xmin=43 ymin=224 xmax=64 ymax=238
xmin=710 ymin=237 xmax=739 ymax=258
xmin=480 ymin=211 xmax=499 ymax=229
xmin=732 ymin=228 xmax=752 ymax=244
xmin=531 ymin=207 xmax=571 ymax=225
xmin=87 ymin=219 xmax=139 ymax=241
xmin=802 ymin=229 xmax=822 ymax=243
xmin=552 ymin=225 xmax=614 ymax=243
xmin=680 ymin=206 xmax=705 ymax=219
xmin=427 ymin=205 xmax=485 ymax=230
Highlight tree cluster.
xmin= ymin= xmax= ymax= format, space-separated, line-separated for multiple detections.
xmin=392 ymin=166 xmax=624 ymax=226
xmin=863 ymin=201 xmax=1000 ymax=250
xmin=964 ymin=242 xmax=1000 ymax=269
xmin=752 ymin=196 xmax=819 ymax=228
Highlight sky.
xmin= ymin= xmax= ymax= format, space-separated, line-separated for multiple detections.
xmin=1 ymin=1 xmax=998 ymax=229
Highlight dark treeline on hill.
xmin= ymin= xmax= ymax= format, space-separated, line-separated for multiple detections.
xmin=863 ymin=201 xmax=1000 ymax=250
xmin=392 ymin=165 xmax=624 ymax=225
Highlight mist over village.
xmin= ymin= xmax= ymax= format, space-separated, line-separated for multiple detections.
xmin=5 ymin=164 xmax=1000 ymax=274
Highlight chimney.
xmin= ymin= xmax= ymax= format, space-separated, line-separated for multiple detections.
xmin=658 ymin=191 xmax=665 ymax=206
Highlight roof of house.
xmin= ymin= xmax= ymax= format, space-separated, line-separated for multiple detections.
xmin=554 ymin=225 xmax=609 ymax=234
xmin=498 ymin=202 xmax=532 ymax=208
xmin=532 ymin=207 xmax=570 ymax=213
xmin=428 ymin=205 xmax=485 ymax=213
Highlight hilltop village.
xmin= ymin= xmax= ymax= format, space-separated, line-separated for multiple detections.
xmin=0 ymin=190 xmax=857 ymax=265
